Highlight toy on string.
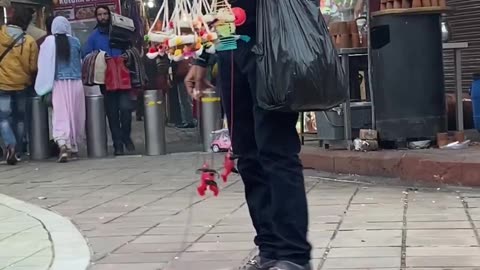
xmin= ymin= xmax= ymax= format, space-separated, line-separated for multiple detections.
xmin=196 ymin=162 xmax=220 ymax=196
xmin=146 ymin=0 xmax=173 ymax=59
xmin=207 ymin=0 xmax=237 ymax=51
xmin=165 ymin=0 xmax=204 ymax=61
xmin=191 ymin=0 xmax=218 ymax=54
xmin=221 ymin=150 xmax=238 ymax=182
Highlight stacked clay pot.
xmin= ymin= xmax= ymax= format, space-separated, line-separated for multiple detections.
xmin=380 ymin=0 xmax=446 ymax=10
xmin=329 ymin=21 xmax=365 ymax=49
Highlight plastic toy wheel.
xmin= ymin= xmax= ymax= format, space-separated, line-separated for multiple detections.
xmin=211 ymin=144 xmax=220 ymax=153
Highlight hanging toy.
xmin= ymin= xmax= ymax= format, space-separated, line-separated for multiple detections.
xmin=147 ymin=0 xmax=174 ymax=43
xmin=231 ymin=7 xmax=246 ymax=26
xmin=196 ymin=163 xmax=220 ymax=196
xmin=221 ymin=150 xmax=238 ymax=183
xmin=146 ymin=43 xmax=159 ymax=59
xmin=166 ymin=0 xmax=203 ymax=61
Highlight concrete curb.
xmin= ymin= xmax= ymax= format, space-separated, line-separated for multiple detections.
xmin=300 ymin=146 xmax=480 ymax=186
xmin=0 ymin=194 xmax=91 ymax=270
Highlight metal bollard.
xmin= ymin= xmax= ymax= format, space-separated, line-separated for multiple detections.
xmin=143 ymin=90 xmax=167 ymax=155
xmin=200 ymin=91 xmax=222 ymax=152
xmin=29 ymin=96 xmax=49 ymax=160
xmin=86 ymin=95 xmax=108 ymax=158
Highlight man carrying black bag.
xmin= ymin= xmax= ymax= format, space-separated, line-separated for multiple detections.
xmin=185 ymin=1 xmax=313 ymax=270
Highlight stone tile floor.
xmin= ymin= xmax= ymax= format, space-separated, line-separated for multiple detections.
xmin=1 ymin=153 xmax=480 ymax=269
xmin=0 ymin=204 xmax=52 ymax=269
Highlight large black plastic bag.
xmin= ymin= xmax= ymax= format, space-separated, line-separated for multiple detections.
xmin=254 ymin=0 xmax=347 ymax=112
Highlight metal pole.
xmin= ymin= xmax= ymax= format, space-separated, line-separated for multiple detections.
xmin=455 ymin=49 xmax=464 ymax=131
xmin=144 ymin=90 xmax=167 ymax=155
xmin=366 ymin=0 xmax=376 ymax=130
xmin=29 ymin=96 xmax=49 ymax=160
xmin=86 ymin=95 xmax=107 ymax=158
xmin=200 ymin=91 xmax=222 ymax=152
xmin=341 ymin=54 xmax=353 ymax=150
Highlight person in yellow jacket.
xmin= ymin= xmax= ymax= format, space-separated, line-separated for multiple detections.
xmin=0 ymin=6 xmax=38 ymax=165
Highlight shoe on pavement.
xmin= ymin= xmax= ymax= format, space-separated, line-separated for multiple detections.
xmin=125 ymin=141 xmax=135 ymax=153
xmin=57 ymin=146 xmax=68 ymax=163
xmin=269 ymin=261 xmax=311 ymax=270
xmin=242 ymin=256 xmax=277 ymax=270
xmin=5 ymin=146 xmax=17 ymax=165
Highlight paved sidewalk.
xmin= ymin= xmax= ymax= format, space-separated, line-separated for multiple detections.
xmin=0 ymin=194 xmax=89 ymax=270
xmin=0 ymin=202 xmax=52 ymax=269
xmin=1 ymin=154 xmax=480 ymax=269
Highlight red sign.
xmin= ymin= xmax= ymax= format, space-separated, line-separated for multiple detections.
xmin=52 ymin=0 xmax=121 ymax=22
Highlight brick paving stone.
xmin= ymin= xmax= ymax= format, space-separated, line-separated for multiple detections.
xmin=322 ymin=257 xmax=401 ymax=269
xmin=406 ymin=229 xmax=477 ymax=246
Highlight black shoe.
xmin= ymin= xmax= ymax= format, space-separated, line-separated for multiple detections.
xmin=242 ymin=256 xmax=277 ymax=270
xmin=176 ymin=122 xmax=196 ymax=129
xmin=114 ymin=147 xmax=124 ymax=156
xmin=125 ymin=142 xmax=135 ymax=153
xmin=269 ymin=261 xmax=311 ymax=270
xmin=5 ymin=147 xmax=17 ymax=165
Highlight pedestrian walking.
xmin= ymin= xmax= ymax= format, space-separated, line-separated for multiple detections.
xmin=185 ymin=3 xmax=312 ymax=270
xmin=82 ymin=6 xmax=135 ymax=156
xmin=35 ymin=16 xmax=85 ymax=163
xmin=0 ymin=6 xmax=38 ymax=165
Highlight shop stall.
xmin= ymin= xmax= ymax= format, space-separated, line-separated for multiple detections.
xmin=300 ymin=0 xmax=470 ymax=150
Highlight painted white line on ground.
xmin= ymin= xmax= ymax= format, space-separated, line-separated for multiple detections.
xmin=0 ymin=194 xmax=90 ymax=270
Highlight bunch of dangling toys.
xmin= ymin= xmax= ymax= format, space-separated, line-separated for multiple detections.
xmin=146 ymin=0 xmax=246 ymax=62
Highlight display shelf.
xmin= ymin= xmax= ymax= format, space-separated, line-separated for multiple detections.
xmin=372 ymin=6 xmax=452 ymax=17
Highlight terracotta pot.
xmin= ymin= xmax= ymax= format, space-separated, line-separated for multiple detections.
xmin=430 ymin=0 xmax=439 ymax=6
xmin=412 ymin=0 xmax=422 ymax=7
xmin=438 ymin=0 xmax=446 ymax=7
xmin=386 ymin=0 xmax=394 ymax=9
xmin=453 ymin=131 xmax=465 ymax=142
xmin=329 ymin=22 xmax=339 ymax=35
xmin=421 ymin=0 xmax=431 ymax=7
xmin=394 ymin=0 xmax=402 ymax=8
xmin=338 ymin=22 xmax=349 ymax=35
xmin=402 ymin=0 xmax=411 ymax=8
xmin=339 ymin=34 xmax=352 ymax=48
xmin=381 ymin=0 xmax=387 ymax=10
xmin=349 ymin=20 xmax=359 ymax=34
xmin=445 ymin=93 xmax=474 ymax=131
xmin=437 ymin=132 xmax=449 ymax=147
xmin=351 ymin=33 xmax=361 ymax=47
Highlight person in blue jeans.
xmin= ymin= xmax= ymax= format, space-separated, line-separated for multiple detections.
xmin=185 ymin=3 xmax=312 ymax=270
xmin=83 ymin=5 xmax=134 ymax=156
xmin=0 ymin=7 xmax=38 ymax=165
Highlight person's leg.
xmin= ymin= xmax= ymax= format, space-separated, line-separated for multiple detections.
xmin=217 ymin=47 xmax=277 ymax=264
xmin=51 ymin=83 xmax=71 ymax=162
xmin=68 ymin=80 xmax=86 ymax=158
xmin=118 ymin=91 xmax=134 ymax=152
xmin=101 ymin=86 xmax=123 ymax=155
xmin=136 ymin=90 xmax=144 ymax=121
xmin=250 ymin=65 xmax=312 ymax=268
xmin=176 ymin=81 xmax=195 ymax=128
xmin=0 ymin=92 xmax=17 ymax=165
xmin=11 ymin=90 xmax=27 ymax=157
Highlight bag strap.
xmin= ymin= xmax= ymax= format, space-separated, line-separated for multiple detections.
xmin=0 ymin=33 xmax=25 ymax=65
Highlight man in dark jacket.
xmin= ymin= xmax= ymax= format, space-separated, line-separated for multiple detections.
xmin=185 ymin=1 xmax=312 ymax=269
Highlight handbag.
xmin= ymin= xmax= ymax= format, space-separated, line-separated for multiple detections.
xmin=0 ymin=33 xmax=25 ymax=64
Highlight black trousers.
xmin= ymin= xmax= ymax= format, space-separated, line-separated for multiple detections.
xmin=217 ymin=41 xmax=312 ymax=265
xmin=100 ymin=86 xmax=134 ymax=149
